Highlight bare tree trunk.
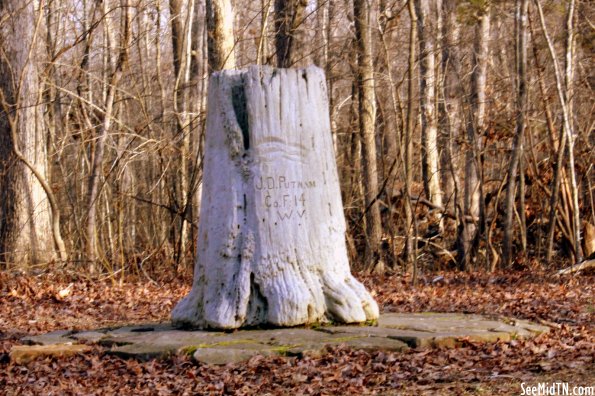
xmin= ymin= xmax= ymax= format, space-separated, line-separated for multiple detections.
xmin=0 ymin=0 xmax=67 ymax=266
xmin=440 ymin=0 xmax=463 ymax=235
xmin=274 ymin=0 xmax=307 ymax=68
xmin=86 ymin=0 xmax=130 ymax=270
xmin=322 ymin=0 xmax=334 ymax=146
xmin=206 ymin=0 xmax=236 ymax=71
xmin=169 ymin=0 xmax=185 ymax=266
xmin=346 ymin=79 xmax=363 ymax=251
xmin=502 ymin=0 xmax=529 ymax=268
xmin=528 ymin=13 xmax=571 ymax=263
xmin=534 ymin=0 xmax=582 ymax=263
xmin=315 ymin=0 xmax=330 ymax=69
xmin=562 ymin=0 xmax=581 ymax=264
xmin=458 ymin=1 xmax=490 ymax=271
xmin=404 ymin=0 xmax=417 ymax=269
xmin=257 ymin=0 xmax=271 ymax=65
xmin=353 ymin=0 xmax=383 ymax=273
xmin=189 ymin=0 xmax=206 ymax=252
xmin=415 ymin=0 xmax=442 ymax=229
xmin=377 ymin=1 xmax=407 ymax=267
xmin=169 ymin=0 xmax=197 ymax=268
xmin=169 ymin=0 xmax=185 ymax=81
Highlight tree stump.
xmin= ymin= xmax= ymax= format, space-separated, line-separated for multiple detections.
xmin=172 ymin=65 xmax=379 ymax=329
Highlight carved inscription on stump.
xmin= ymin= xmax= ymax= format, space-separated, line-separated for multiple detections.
xmin=255 ymin=175 xmax=314 ymax=222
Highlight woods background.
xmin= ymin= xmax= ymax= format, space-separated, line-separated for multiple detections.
xmin=0 ymin=0 xmax=593 ymax=275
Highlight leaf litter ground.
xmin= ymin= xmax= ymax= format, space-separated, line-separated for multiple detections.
xmin=0 ymin=270 xmax=592 ymax=395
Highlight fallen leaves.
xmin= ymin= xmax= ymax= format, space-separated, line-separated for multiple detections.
xmin=0 ymin=272 xmax=188 ymax=337
xmin=0 ymin=270 xmax=593 ymax=395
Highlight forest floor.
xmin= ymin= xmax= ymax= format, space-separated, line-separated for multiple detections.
xmin=0 ymin=268 xmax=593 ymax=395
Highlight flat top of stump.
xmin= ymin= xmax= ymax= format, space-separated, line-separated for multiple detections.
xmin=17 ymin=313 xmax=549 ymax=365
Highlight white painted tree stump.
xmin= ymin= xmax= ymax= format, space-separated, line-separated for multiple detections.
xmin=172 ymin=65 xmax=379 ymax=329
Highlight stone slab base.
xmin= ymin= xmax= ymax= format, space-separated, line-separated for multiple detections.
xmin=17 ymin=313 xmax=549 ymax=365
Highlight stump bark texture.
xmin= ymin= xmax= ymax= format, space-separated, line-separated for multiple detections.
xmin=172 ymin=65 xmax=379 ymax=329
